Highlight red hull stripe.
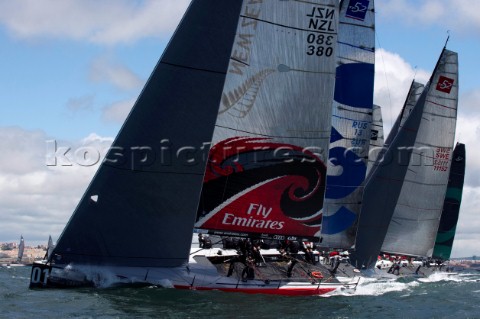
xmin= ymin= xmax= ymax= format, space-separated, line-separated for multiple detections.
xmin=173 ymin=285 xmax=336 ymax=296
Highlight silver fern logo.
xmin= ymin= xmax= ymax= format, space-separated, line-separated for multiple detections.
xmin=219 ymin=69 xmax=275 ymax=117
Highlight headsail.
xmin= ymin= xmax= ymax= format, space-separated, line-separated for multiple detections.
xmin=351 ymin=48 xmax=459 ymax=268
xmin=320 ymin=0 xmax=375 ymax=248
xmin=432 ymin=142 xmax=465 ymax=260
xmin=51 ymin=0 xmax=244 ymax=268
xmin=195 ymin=1 xmax=339 ymax=241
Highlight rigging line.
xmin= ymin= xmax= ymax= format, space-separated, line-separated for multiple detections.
xmin=189 ymin=239 xmax=224 ymax=256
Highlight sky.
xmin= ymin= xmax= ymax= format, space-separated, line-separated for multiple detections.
xmin=0 ymin=0 xmax=479 ymax=258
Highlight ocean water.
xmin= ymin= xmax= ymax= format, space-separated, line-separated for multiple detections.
xmin=1 ymin=266 xmax=480 ymax=319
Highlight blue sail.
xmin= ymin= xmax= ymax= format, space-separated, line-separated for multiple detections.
xmin=320 ymin=0 xmax=375 ymax=248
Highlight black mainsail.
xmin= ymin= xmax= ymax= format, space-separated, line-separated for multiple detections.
xmin=51 ymin=0 xmax=244 ymax=268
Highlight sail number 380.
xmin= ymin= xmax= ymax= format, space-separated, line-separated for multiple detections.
xmin=306 ymin=33 xmax=333 ymax=57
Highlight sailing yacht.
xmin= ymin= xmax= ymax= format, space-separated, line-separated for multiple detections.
xmin=351 ymin=47 xmax=459 ymax=270
xmin=29 ymin=0 xmax=369 ymax=295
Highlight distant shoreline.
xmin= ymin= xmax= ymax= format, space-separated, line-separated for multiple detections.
xmin=0 ymin=247 xmax=46 ymax=265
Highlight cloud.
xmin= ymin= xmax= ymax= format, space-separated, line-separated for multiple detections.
xmin=371 ymin=49 xmax=480 ymax=257
xmin=66 ymin=94 xmax=95 ymax=112
xmin=0 ymin=127 xmax=112 ymax=243
xmin=0 ymin=0 xmax=190 ymax=45
xmin=378 ymin=0 xmax=480 ymax=35
xmin=102 ymin=98 xmax=136 ymax=123
xmin=89 ymin=55 xmax=143 ymax=91
xmin=451 ymin=186 xmax=480 ymax=257
xmin=373 ymin=48 xmax=430 ymax=135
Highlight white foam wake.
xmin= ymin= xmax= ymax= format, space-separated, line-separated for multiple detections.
xmin=328 ymin=276 xmax=420 ymax=297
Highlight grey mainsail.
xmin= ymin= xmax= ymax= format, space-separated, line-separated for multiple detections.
xmin=194 ymin=1 xmax=339 ymax=241
xmin=366 ymin=82 xmax=424 ymax=179
xmin=51 ymin=0 xmax=244 ymax=268
xmin=320 ymin=0 xmax=375 ymax=248
xmin=385 ymin=81 xmax=425 ymax=145
xmin=432 ymin=142 xmax=465 ymax=260
xmin=351 ymin=48 xmax=459 ymax=268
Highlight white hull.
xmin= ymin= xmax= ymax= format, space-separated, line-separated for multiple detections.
xmin=31 ymin=248 xmax=359 ymax=296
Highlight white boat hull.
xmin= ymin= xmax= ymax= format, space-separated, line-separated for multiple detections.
xmin=30 ymin=248 xmax=358 ymax=296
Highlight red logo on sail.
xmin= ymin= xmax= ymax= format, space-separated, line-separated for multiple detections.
xmin=196 ymin=137 xmax=326 ymax=239
xmin=436 ymin=76 xmax=454 ymax=94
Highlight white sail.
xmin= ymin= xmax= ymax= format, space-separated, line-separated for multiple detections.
xmin=195 ymin=0 xmax=339 ymax=241
xmin=366 ymin=104 xmax=384 ymax=176
xmin=398 ymin=82 xmax=425 ymax=129
xmin=320 ymin=0 xmax=375 ymax=248
xmin=381 ymin=49 xmax=459 ymax=257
